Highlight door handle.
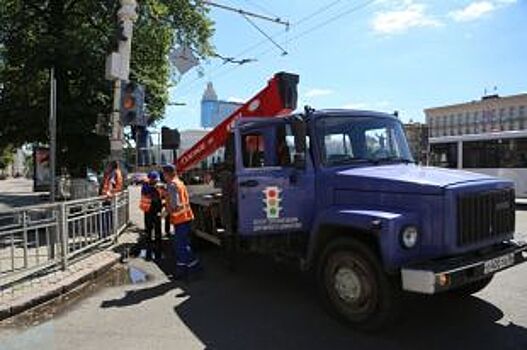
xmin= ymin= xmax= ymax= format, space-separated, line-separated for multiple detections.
xmin=239 ymin=179 xmax=259 ymax=187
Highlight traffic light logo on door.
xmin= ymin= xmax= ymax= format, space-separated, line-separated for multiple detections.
xmin=262 ymin=186 xmax=282 ymax=219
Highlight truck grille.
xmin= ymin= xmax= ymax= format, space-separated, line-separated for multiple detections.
xmin=457 ymin=188 xmax=515 ymax=246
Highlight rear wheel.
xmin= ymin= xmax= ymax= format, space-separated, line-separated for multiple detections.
xmin=447 ymin=276 xmax=493 ymax=297
xmin=317 ymin=238 xmax=399 ymax=331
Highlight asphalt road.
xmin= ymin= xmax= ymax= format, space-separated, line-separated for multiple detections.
xmin=1 ymin=187 xmax=527 ymax=350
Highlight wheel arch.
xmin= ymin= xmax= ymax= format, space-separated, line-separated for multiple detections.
xmin=307 ymin=223 xmax=382 ymax=271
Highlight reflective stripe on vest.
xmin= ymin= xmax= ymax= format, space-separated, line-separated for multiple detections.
xmin=139 ymin=195 xmax=152 ymax=212
xmin=170 ymin=178 xmax=194 ymax=225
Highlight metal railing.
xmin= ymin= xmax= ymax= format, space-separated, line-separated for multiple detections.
xmin=0 ymin=191 xmax=129 ymax=287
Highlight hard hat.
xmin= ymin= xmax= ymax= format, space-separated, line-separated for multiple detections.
xmin=162 ymin=164 xmax=176 ymax=172
xmin=147 ymin=171 xmax=160 ymax=181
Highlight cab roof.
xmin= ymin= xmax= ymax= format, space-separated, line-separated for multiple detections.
xmin=306 ymin=109 xmax=399 ymax=120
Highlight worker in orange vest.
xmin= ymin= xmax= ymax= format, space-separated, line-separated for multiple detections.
xmin=162 ymin=164 xmax=200 ymax=279
xmin=99 ymin=160 xmax=124 ymax=237
xmin=140 ymin=171 xmax=163 ymax=260
xmin=100 ymin=160 xmax=124 ymax=197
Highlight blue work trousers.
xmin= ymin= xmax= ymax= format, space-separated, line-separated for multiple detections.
xmin=171 ymin=221 xmax=199 ymax=275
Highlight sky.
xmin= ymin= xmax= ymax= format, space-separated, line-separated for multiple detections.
xmin=163 ymin=0 xmax=527 ymax=131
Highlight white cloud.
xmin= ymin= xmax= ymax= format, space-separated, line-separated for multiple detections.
xmin=449 ymin=1 xmax=495 ymax=22
xmin=449 ymin=0 xmax=517 ymax=22
xmin=372 ymin=3 xmax=441 ymax=35
xmin=305 ymin=88 xmax=333 ymax=98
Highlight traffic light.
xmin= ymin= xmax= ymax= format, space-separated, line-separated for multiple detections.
xmin=262 ymin=186 xmax=282 ymax=219
xmin=161 ymin=127 xmax=180 ymax=149
xmin=120 ymin=81 xmax=145 ymax=126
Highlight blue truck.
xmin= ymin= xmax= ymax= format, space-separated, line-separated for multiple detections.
xmin=189 ymin=106 xmax=527 ymax=330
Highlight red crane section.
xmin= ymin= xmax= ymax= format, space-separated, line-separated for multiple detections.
xmin=176 ymin=72 xmax=299 ymax=172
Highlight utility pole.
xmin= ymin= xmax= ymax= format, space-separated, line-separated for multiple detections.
xmin=110 ymin=0 xmax=138 ymax=161
xmin=49 ymin=68 xmax=57 ymax=202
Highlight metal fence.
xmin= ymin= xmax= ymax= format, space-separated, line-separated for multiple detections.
xmin=0 ymin=191 xmax=129 ymax=287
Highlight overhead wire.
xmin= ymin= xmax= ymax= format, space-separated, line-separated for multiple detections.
xmin=173 ymin=0 xmax=349 ymax=95
xmin=174 ymin=0 xmax=376 ymax=97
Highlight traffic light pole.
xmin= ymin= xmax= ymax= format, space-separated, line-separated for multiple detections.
xmin=110 ymin=0 xmax=137 ymax=161
xmin=110 ymin=79 xmax=122 ymax=160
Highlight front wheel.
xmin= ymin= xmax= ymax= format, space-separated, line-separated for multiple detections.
xmin=317 ymin=238 xmax=399 ymax=331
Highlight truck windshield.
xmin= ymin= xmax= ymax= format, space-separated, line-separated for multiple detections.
xmin=316 ymin=115 xmax=414 ymax=166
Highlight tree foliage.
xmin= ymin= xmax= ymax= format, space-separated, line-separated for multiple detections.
xmin=0 ymin=0 xmax=213 ymax=176
xmin=0 ymin=145 xmax=15 ymax=171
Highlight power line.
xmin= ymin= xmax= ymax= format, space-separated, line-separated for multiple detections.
xmin=202 ymin=0 xmax=289 ymax=27
xmin=174 ymin=0 xmax=375 ymax=97
xmin=239 ymin=0 xmax=282 ymax=20
xmin=242 ymin=14 xmax=288 ymax=56
xmin=281 ymin=0 xmax=376 ymax=46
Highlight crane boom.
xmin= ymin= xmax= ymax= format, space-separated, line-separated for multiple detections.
xmin=176 ymin=72 xmax=299 ymax=172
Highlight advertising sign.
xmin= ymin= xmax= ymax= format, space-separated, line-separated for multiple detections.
xmin=34 ymin=147 xmax=51 ymax=191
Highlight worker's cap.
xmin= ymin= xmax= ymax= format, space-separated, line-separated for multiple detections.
xmin=147 ymin=171 xmax=160 ymax=181
xmin=162 ymin=164 xmax=176 ymax=173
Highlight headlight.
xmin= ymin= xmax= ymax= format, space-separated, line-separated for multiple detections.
xmin=400 ymin=226 xmax=419 ymax=249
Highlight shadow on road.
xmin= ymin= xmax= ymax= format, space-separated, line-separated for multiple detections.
xmin=98 ymin=235 xmax=527 ymax=350
xmin=100 ymin=281 xmax=175 ymax=308
xmin=171 ymin=251 xmax=527 ymax=350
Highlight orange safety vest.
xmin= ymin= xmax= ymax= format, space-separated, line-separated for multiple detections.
xmin=168 ymin=178 xmax=194 ymax=225
xmin=101 ymin=169 xmax=123 ymax=196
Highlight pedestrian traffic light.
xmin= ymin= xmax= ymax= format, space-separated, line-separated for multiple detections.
xmin=262 ymin=186 xmax=282 ymax=219
xmin=161 ymin=127 xmax=180 ymax=149
xmin=120 ymin=81 xmax=145 ymax=126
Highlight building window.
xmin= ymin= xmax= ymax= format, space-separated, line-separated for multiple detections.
xmin=430 ymin=143 xmax=458 ymax=168
xmin=520 ymin=105 xmax=525 ymax=118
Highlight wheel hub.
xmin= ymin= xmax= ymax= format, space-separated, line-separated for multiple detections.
xmin=334 ymin=267 xmax=362 ymax=303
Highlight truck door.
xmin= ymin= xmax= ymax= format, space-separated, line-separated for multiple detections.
xmin=235 ymin=119 xmax=314 ymax=236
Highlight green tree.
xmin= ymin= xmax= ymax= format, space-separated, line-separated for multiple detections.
xmin=0 ymin=145 xmax=15 ymax=175
xmin=0 ymin=0 xmax=213 ymax=177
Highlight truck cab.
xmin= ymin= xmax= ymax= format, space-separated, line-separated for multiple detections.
xmin=192 ymin=108 xmax=527 ymax=330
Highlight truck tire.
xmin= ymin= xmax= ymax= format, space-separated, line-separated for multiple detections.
xmin=447 ymin=276 xmax=493 ymax=297
xmin=317 ymin=238 xmax=399 ymax=331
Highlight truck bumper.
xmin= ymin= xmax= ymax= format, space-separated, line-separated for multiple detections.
xmin=401 ymin=240 xmax=527 ymax=294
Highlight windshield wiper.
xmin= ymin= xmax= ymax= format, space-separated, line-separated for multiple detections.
xmin=368 ymin=156 xmax=414 ymax=165
xmin=327 ymin=158 xmax=372 ymax=166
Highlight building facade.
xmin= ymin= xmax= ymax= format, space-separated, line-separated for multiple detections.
xmin=425 ymin=93 xmax=527 ymax=138
xmin=200 ymin=82 xmax=243 ymax=128
xmin=424 ymin=93 xmax=527 ymax=196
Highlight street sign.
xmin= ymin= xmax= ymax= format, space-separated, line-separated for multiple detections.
xmin=161 ymin=127 xmax=180 ymax=149
xmin=170 ymin=46 xmax=199 ymax=75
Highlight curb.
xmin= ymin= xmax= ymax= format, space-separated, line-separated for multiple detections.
xmin=0 ymin=253 xmax=120 ymax=322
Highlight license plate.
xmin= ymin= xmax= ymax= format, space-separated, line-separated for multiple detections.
xmin=483 ymin=253 xmax=515 ymax=274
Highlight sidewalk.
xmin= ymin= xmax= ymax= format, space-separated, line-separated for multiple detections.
xmin=0 ymin=229 xmax=141 ymax=321
xmin=0 ymin=178 xmax=47 ymax=211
